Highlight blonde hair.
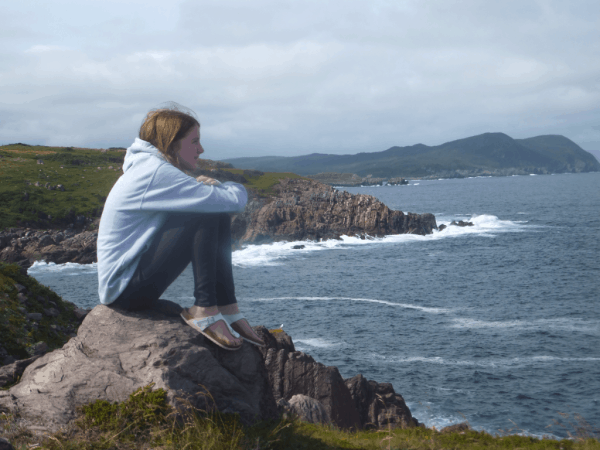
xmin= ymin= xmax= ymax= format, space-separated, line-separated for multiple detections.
xmin=139 ymin=102 xmax=200 ymax=171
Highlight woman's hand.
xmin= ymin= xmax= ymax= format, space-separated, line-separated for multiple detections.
xmin=196 ymin=175 xmax=221 ymax=186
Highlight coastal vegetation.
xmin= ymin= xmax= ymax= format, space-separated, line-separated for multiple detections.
xmin=1 ymin=383 xmax=598 ymax=450
xmin=0 ymin=143 xmax=308 ymax=231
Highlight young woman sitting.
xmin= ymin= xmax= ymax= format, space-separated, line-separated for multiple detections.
xmin=97 ymin=104 xmax=264 ymax=351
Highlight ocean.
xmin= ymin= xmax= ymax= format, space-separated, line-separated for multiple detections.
xmin=27 ymin=172 xmax=600 ymax=438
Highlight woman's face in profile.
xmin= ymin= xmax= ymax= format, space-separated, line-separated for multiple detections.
xmin=177 ymin=125 xmax=203 ymax=170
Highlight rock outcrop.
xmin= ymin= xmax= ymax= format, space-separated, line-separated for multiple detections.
xmin=0 ymin=301 xmax=419 ymax=432
xmin=1 ymin=178 xmax=436 ymax=265
xmin=437 ymin=220 xmax=474 ymax=232
xmin=0 ymin=301 xmax=278 ymax=431
xmin=255 ymin=327 xmax=362 ymax=430
xmin=240 ymin=178 xmax=437 ymax=244
xmin=0 ymin=229 xmax=97 ymax=268
xmin=345 ymin=374 xmax=415 ymax=430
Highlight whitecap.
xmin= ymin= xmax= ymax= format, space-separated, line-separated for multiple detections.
xmin=28 ymin=260 xmax=98 ymax=275
xmin=449 ymin=317 xmax=599 ymax=334
xmin=294 ymin=337 xmax=341 ymax=349
xmin=234 ymin=214 xmax=536 ymax=268
xmin=372 ymin=353 xmax=600 ymax=368
xmin=244 ymin=296 xmax=450 ymax=313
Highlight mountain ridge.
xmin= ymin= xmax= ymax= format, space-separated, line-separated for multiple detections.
xmin=222 ymin=132 xmax=600 ymax=178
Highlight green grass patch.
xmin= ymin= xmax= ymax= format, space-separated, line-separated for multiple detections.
xmin=1 ymin=383 xmax=597 ymax=449
xmin=1 ymin=144 xmax=311 ymax=230
xmin=225 ymin=168 xmax=308 ymax=197
xmin=0 ymin=144 xmax=125 ymax=230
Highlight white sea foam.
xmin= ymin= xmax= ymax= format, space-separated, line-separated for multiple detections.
xmin=233 ymin=233 xmax=427 ymax=267
xmin=434 ymin=214 xmax=532 ymax=239
xmin=371 ymin=353 xmax=600 ymax=368
xmin=28 ymin=260 xmax=98 ymax=275
xmin=294 ymin=337 xmax=345 ymax=350
xmin=449 ymin=317 xmax=599 ymax=334
xmin=245 ymin=296 xmax=450 ymax=313
xmin=233 ymin=214 xmax=534 ymax=267
xmin=26 ymin=216 xmax=534 ymax=273
xmin=406 ymin=402 xmax=474 ymax=431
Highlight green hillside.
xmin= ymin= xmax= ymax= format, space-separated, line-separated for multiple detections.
xmin=0 ymin=144 xmax=125 ymax=230
xmin=0 ymin=144 xmax=307 ymax=231
xmin=222 ymin=133 xmax=600 ymax=178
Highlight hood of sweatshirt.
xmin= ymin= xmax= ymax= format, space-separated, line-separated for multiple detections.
xmin=123 ymin=138 xmax=166 ymax=173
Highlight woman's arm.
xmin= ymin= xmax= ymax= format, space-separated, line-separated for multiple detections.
xmin=196 ymin=175 xmax=221 ymax=186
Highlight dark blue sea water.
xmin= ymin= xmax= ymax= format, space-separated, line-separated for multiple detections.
xmin=28 ymin=172 xmax=600 ymax=438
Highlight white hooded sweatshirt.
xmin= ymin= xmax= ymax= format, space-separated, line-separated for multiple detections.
xmin=97 ymin=138 xmax=247 ymax=305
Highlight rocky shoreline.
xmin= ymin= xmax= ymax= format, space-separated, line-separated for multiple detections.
xmin=0 ymin=178 xmax=437 ymax=269
xmin=306 ymin=172 xmax=409 ymax=186
xmin=0 ymin=279 xmax=421 ymax=434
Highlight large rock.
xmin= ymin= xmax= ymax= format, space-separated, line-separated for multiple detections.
xmin=0 ymin=302 xmax=420 ymax=433
xmin=0 ymin=301 xmax=278 ymax=432
xmin=241 ymin=178 xmax=437 ymax=243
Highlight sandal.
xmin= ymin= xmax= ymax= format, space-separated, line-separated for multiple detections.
xmin=222 ymin=312 xmax=266 ymax=347
xmin=180 ymin=310 xmax=243 ymax=350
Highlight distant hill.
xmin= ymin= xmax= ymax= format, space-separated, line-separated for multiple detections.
xmin=222 ymin=133 xmax=600 ymax=178
xmin=587 ymin=149 xmax=600 ymax=163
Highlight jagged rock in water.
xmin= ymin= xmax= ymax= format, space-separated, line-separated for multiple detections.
xmin=241 ymin=178 xmax=437 ymax=243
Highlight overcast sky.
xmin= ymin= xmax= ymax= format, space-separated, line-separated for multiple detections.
xmin=1 ymin=0 xmax=599 ymax=159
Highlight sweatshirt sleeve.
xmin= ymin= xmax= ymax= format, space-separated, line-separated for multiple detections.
xmin=138 ymin=162 xmax=247 ymax=213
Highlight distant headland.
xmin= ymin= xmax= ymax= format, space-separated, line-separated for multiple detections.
xmin=222 ymin=132 xmax=600 ymax=180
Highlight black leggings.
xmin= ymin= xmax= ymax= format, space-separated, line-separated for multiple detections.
xmin=110 ymin=213 xmax=237 ymax=311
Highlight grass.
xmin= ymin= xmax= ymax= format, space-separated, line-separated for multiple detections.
xmin=0 ymin=383 xmax=598 ymax=450
xmin=0 ymin=144 xmax=310 ymax=231
xmin=0 ymin=143 xmax=124 ymax=230
xmin=224 ymin=168 xmax=307 ymax=197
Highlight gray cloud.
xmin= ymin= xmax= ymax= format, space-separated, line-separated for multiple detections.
xmin=1 ymin=0 xmax=599 ymax=158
